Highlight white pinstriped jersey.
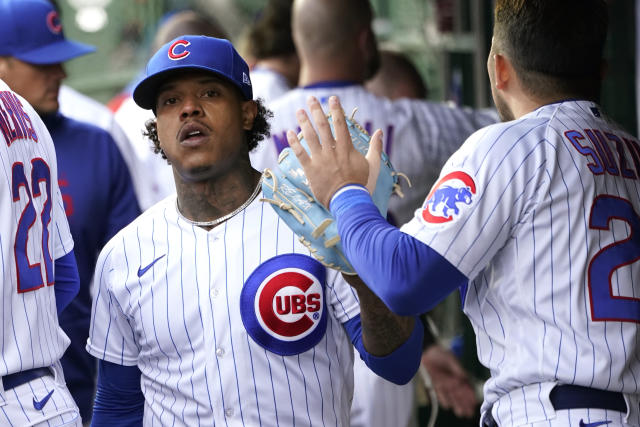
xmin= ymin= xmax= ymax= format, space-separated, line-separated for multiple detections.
xmin=86 ymin=190 xmax=362 ymax=426
xmin=402 ymin=100 xmax=640 ymax=425
xmin=0 ymin=80 xmax=74 ymax=379
xmin=250 ymin=85 xmax=496 ymax=224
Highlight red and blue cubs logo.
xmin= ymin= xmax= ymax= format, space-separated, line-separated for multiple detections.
xmin=46 ymin=11 xmax=62 ymax=34
xmin=240 ymin=254 xmax=327 ymax=355
xmin=421 ymin=171 xmax=476 ymax=224
xmin=168 ymin=40 xmax=191 ymax=60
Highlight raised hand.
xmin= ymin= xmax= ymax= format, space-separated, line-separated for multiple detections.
xmin=286 ymin=95 xmax=383 ymax=208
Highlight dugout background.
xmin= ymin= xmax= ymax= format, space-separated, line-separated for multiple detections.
xmin=59 ymin=0 xmax=637 ymax=135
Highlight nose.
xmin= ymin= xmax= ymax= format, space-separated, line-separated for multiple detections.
xmin=180 ymin=95 xmax=202 ymax=119
xmin=45 ymin=63 xmax=66 ymax=81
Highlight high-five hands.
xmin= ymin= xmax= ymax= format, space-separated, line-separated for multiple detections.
xmin=286 ymin=95 xmax=383 ymax=209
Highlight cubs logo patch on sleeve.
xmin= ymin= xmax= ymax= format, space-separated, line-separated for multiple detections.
xmin=240 ymin=254 xmax=327 ymax=356
xmin=420 ymin=170 xmax=476 ymax=224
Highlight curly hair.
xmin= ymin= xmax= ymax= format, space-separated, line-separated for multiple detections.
xmin=143 ymin=98 xmax=273 ymax=161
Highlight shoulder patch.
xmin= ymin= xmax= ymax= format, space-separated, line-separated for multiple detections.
xmin=240 ymin=254 xmax=327 ymax=355
xmin=420 ymin=171 xmax=476 ymax=224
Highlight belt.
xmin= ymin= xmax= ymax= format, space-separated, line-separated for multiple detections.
xmin=2 ymin=367 xmax=52 ymax=390
xmin=482 ymin=385 xmax=627 ymax=427
xmin=549 ymin=384 xmax=627 ymax=413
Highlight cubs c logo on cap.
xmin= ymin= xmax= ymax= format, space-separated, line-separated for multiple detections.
xmin=241 ymin=254 xmax=327 ymax=356
xmin=46 ymin=11 xmax=62 ymax=34
xmin=420 ymin=171 xmax=476 ymax=224
xmin=168 ymin=40 xmax=191 ymax=60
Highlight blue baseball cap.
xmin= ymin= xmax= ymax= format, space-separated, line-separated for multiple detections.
xmin=133 ymin=35 xmax=253 ymax=110
xmin=0 ymin=0 xmax=96 ymax=65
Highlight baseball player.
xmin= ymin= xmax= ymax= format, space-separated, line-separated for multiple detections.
xmin=86 ymin=35 xmax=423 ymax=426
xmin=286 ymin=0 xmax=640 ymax=426
xmin=0 ymin=77 xmax=83 ymax=425
xmin=0 ymin=0 xmax=142 ymax=421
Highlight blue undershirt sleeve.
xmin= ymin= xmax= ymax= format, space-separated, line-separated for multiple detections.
xmin=330 ymin=186 xmax=468 ymax=316
xmin=343 ymin=314 xmax=423 ymax=385
xmin=91 ymin=360 xmax=144 ymax=426
xmin=54 ymin=251 xmax=80 ymax=314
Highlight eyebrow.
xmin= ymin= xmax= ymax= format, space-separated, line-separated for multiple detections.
xmin=158 ymin=76 xmax=226 ymax=94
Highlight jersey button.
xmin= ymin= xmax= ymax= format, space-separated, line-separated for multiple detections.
xmin=211 ymin=288 xmax=219 ymax=298
xmin=216 ymin=348 xmax=225 ymax=357
xmin=225 ymin=408 xmax=234 ymax=417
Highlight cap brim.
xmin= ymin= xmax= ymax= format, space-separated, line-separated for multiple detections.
xmin=133 ymin=65 xmax=242 ymax=110
xmin=14 ymin=39 xmax=95 ymax=65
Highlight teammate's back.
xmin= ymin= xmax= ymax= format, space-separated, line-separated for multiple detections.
xmin=401 ymin=99 xmax=640 ymax=421
xmin=0 ymin=79 xmax=74 ymax=373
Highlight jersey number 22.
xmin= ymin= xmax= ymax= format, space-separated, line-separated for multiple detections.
xmin=12 ymin=158 xmax=53 ymax=293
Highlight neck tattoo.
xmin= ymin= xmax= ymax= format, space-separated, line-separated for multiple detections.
xmin=176 ymin=175 xmax=263 ymax=227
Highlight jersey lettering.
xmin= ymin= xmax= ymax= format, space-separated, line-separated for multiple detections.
xmin=588 ymin=195 xmax=640 ymax=323
xmin=12 ymin=158 xmax=54 ymax=292
xmin=0 ymin=91 xmax=38 ymax=146
xmin=586 ymin=129 xmax=619 ymax=176
xmin=565 ymin=129 xmax=640 ymax=180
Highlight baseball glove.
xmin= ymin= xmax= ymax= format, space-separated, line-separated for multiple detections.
xmin=261 ymin=109 xmax=409 ymax=274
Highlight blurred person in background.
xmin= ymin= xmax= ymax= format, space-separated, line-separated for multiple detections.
xmin=240 ymin=0 xmax=299 ymax=103
xmin=365 ymin=49 xmax=428 ymax=102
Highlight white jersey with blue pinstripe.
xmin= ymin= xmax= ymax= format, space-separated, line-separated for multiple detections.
xmin=86 ymin=190 xmax=361 ymax=426
xmin=402 ymin=100 xmax=640 ymax=425
xmin=250 ymin=85 xmax=496 ymax=224
xmin=0 ymin=80 xmax=74 ymax=380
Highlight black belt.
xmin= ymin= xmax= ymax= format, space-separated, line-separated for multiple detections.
xmin=2 ymin=367 xmax=52 ymax=390
xmin=482 ymin=385 xmax=627 ymax=427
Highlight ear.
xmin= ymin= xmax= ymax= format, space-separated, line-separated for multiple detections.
xmin=492 ymin=53 xmax=513 ymax=90
xmin=241 ymin=100 xmax=258 ymax=131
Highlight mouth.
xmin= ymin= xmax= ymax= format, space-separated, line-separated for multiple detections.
xmin=178 ymin=122 xmax=210 ymax=145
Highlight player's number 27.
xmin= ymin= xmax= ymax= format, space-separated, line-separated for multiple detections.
xmin=588 ymin=195 xmax=640 ymax=323
xmin=11 ymin=159 xmax=54 ymax=293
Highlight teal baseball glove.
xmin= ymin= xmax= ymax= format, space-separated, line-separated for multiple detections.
xmin=261 ymin=109 xmax=408 ymax=274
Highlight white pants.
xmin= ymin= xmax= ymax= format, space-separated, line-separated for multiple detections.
xmin=482 ymin=382 xmax=640 ymax=427
xmin=0 ymin=365 xmax=81 ymax=427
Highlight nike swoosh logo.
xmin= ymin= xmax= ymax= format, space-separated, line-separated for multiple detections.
xmin=33 ymin=389 xmax=54 ymax=410
xmin=579 ymin=420 xmax=612 ymax=427
xmin=137 ymin=254 xmax=166 ymax=277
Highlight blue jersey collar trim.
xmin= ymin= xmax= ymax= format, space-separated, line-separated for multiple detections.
xmin=303 ymin=80 xmax=359 ymax=89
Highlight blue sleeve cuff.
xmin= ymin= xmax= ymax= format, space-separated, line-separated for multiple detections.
xmin=329 ymin=185 xmax=372 ymax=217
xmin=343 ymin=314 xmax=423 ymax=385
xmin=54 ymin=251 xmax=80 ymax=314
xmin=91 ymin=360 xmax=144 ymax=426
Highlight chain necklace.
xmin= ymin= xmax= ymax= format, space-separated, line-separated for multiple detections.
xmin=176 ymin=175 xmax=263 ymax=227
